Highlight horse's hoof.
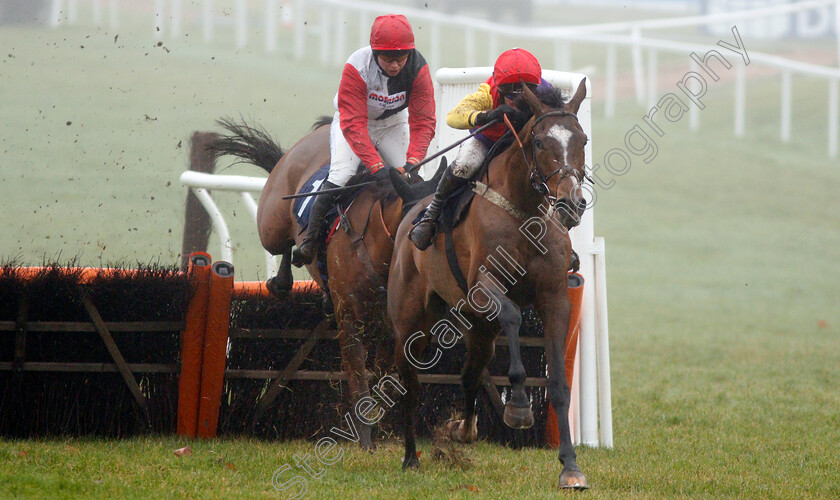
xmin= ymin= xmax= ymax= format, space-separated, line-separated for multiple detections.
xmin=558 ymin=468 xmax=589 ymax=490
xmin=444 ymin=419 xmax=462 ymax=441
xmin=265 ymin=276 xmax=290 ymax=298
xmin=569 ymin=250 xmax=580 ymax=273
xmin=290 ymin=246 xmax=314 ymax=268
xmin=445 ymin=418 xmax=477 ymax=443
xmin=503 ymin=404 xmax=534 ymax=429
xmin=402 ymin=455 xmax=420 ymax=470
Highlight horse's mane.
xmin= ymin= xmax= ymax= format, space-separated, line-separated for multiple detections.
xmin=503 ymin=85 xmax=567 ymax=134
xmin=534 ymin=85 xmax=567 ymax=109
xmin=312 ymin=115 xmax=333 ymax=130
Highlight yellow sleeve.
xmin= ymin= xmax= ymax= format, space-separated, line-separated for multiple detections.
xmin=445 ymin=83 xmax=494 ymax=130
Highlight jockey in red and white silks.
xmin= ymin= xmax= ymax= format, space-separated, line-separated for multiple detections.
xmin=292 ymin=14 xmax=436 ymax=267
xmin=327 ymin=42 xmax=435 ymax=185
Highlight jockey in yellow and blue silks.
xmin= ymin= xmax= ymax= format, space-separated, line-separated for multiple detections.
xmin=409 ymin=48 xmax=550 ymax=250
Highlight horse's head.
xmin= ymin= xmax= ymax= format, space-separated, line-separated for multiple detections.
xmin=519 ymin=78 xmax=589 ymax=229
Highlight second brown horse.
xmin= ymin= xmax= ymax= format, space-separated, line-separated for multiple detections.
xmin=210 ymin=117 xmax=440 ymax=449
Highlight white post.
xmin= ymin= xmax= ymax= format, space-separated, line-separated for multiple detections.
xmin=631 ymin=25 xmax=645 ymax=105
xmin=294 ymin=0 xmax=305 ymax=60
xmin=171 ymin=0 xmax=183 ymax=38
xmin=690 ymin=59 xmax=699 ymax=131
xmin=154 ymin=0 xmax=164 ymax=38
xmin=109 ymin=0 xmax=118 ymax=29
xmin=488 ymin=33 xmax=498 ymax=64
xmin=781 ymin=70 xmax=792 ymax=142
xmin=734 ymin=62 xmax=745 ymax=137
xmin=92 ymin=0 xmax=102 ymax=26
xmin=605 ymin=44 xmax=615 ymax=118
xmin=594 ymin=241 xmax=613 ymax=449
xmin=236 ymin=0 xmax=248 ymax=49
xmin=203 ymin=0 xmax=214 ymax=43
xmin=240 ymin=192 xmax=279 ymax=278
xmin=334 ymin=7 xmax=347 ymax=65
xmin=430 ymin=20 xmax=441 ymax=72
xmin=647 ymin=48 xmax=658 ymax=110
xmin=281 ymin=0 xmax=293 ymax=27
xmin=67 ymin=0 xmax=78 ymax=24
xmin=49 ymin=0 xmax=63 ymax=27
xmin=266 ymin=0 xmax=277 ymax=52
xmin=359 ymin=11 xmax=369 ymax=47
xmin=465 ymin=27 xmax=475 ymax=67
xmin=193 ymin=189 xmax=234 ymax=264
xmin=555 ymin=40 xmax=571 ymax=71
xmin=577 ymin=89 xmax=599 ymax=448
xmin=569 ymin=337 xmax=581 ymax=445
xmin=835 ymin=0 xmax=840 ymax=66
xmin=578 ymin=252 xmax=598 ymax=447
xmin=319 ymin=8 xmax=330 ymax=65
xmin=829 ymin=79 xmax=838 ymax=157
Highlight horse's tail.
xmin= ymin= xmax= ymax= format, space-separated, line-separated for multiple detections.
xmin=207 ymin=117 xmax=285 ymax=174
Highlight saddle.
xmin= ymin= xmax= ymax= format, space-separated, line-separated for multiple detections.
xmin=411 ymin=140 xmax=511 ymax=295
xmin=413 ymin=131 xmax=516 ymax=234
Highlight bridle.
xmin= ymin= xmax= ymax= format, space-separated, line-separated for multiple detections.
xmin=505 ymin=111 xmax=592 ymax=208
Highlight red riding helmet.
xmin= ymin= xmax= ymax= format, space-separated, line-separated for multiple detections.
xmin=493 ymin=48 xmax=542 ymax=86
xmin=370 ymin=14 xmax=415 ymax=51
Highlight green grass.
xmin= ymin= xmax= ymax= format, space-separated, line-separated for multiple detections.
xmin=2 ymin=6 xmax=840 ymax=499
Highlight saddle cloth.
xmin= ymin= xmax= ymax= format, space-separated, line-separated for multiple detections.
xmin=293 ymin=163 xmax=332 ymax=230
xmin=413 ymin=183 xmax=477 ymax=234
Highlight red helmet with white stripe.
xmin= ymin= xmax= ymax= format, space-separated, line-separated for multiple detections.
xmin=493 ymin=48 xmax=542 ymax=86
xmin=370 ymin=14 xmax=415 ymax=51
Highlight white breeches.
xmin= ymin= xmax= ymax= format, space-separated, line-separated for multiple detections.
xmin=450 ymin=137 xmax=489 ymax=179
xmin=327 ymin=111 xmax=410 ymax=186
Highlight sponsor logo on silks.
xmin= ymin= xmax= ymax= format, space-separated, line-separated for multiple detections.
xmin=368 ymin=91 xmax=406 ymax=107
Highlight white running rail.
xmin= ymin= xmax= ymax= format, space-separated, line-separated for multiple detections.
xmin=179 ymin=170 xmax=277 ymax=278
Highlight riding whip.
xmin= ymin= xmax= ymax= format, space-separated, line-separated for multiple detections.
xmin=281 ymin=119 xmax=502 ymax=200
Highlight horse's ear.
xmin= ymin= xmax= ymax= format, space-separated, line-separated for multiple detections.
xmin=389 ymin=167 xmax=414 ymax=202
xmin=565 ymin=78 xmax=587 ymax=114
xmin=522 ymin=82 xmax=543 ymax=117
xmin=430 ymin=156 xmax=447 ymax=184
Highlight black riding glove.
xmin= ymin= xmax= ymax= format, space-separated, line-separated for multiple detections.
xmin=473 ymin=104 xmax=517 ymax=126
xmin=372 ymin=166 xmax=392 ymax=189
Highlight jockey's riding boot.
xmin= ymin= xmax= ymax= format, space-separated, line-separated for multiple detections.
xmin=409 ymin=168 xmax=467 ymax=250
xmin=291 ymin=181 xmax=339 ymax=267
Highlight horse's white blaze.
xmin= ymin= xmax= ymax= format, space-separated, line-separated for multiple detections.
xmin=548 ymin=124 xmax=573 ymax=168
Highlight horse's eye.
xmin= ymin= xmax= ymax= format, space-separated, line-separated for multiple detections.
xmin=583 ymin=135 xmax=589 ymax=146
xmin=534 ymin=138 xmax=544 ymax=149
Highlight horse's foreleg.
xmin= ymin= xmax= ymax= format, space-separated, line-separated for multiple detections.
xmin=492 ymin=296 xmax=534 ymax=430
xmin=536 ymin=291 xmax=588 ymax=490
xmin=338 ymin=326 xmax=374 ymax=451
